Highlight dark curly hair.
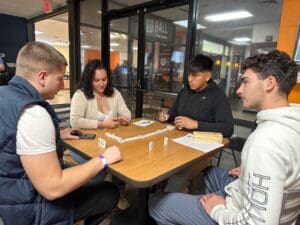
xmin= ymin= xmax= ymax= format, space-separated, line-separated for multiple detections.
xmin=242 ymin=50 xmax=297 ymax=96
xmin=78 ymin=59 xmax=114 ymax=99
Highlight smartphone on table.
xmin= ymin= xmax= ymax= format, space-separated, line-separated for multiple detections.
xmin=79 ymin=133 xmax=96 ymax=139
xmin=71 ymin=131 xmax=96 ymax=139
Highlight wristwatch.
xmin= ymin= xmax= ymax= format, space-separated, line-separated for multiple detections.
xmin=98 ymin=155 xmax=108 ymax=168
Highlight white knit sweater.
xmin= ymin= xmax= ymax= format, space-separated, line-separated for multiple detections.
xmin=211 ymin=106 xmax=300 ymax=225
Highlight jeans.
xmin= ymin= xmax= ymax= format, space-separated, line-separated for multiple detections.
xmin=72 ymin=178 xmax=119 ymax=225
xmin=149 ymin=167 xmax=236 ymax=225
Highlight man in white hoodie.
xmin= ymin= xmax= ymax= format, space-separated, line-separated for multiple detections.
xmin=149 ymin=50 xmax=300 ymax=225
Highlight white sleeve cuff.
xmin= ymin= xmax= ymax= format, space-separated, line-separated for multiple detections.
xmin=210 ymin=204 xmax=226 ymax=222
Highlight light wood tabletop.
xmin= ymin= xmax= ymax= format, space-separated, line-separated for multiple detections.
xmin=63 ymin=118 xmax=228 ymax=188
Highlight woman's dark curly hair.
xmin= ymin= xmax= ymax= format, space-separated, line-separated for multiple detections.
xmin=242 ymin=50 xmax=297 ymax=96
xmin=78 ymin=59 xmax=114 ymax=99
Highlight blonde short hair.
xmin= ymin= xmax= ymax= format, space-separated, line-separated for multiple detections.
xmin=16 ymin=41 xmax=67 ymax=78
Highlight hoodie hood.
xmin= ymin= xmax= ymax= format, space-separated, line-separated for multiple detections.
xmin=256 ymin=106 xmax=300 ymax=135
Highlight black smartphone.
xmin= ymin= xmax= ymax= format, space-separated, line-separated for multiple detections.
xmin=79 ymin=133 xmax=96 ymax=139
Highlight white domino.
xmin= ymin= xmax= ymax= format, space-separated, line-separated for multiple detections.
xmin=164 ymin=137 xmax=168 ymax=145
xmin=105 ymin=124 xmax=175 ymax=143
xmin=149 ymin=142 xmax=154 ymax=151
xmin=98 ymin=138 xmax=106 ymax=149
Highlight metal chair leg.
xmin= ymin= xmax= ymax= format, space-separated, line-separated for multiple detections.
xmin=216 ymin=150 xmax=223 ymax=166
xmin=231 ymin=149 xmax=239 ymax=167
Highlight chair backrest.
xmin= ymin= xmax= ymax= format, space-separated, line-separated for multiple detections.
xmin=52 ymin=103 xmax=70 ymax=128
xmin=230 ymin=119 xmax=256 ymax=152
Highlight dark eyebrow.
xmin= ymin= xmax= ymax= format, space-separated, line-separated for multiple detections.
xmin=240 ymin=77 xmax=248 ymax=82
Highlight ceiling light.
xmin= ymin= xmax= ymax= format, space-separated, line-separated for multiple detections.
xmin=82 ymin=45 xmax=91 ymax=48
xmin=173 ymin=20 xmax=206 ymax=29
xmin=204 ymin=10 xmax=253 ymax=22
xmin=97 ymin=10 xmax=102 ymax=14
xmin=110 ymin=48 xmax=115 ymax=51
xmin=233 ymin=37 xmax=251 ymax=42
xmin=35 ymin=31 xmax=43 ymax=35
xmin=228 ymin=40 xmax=251 ymax=46
xmin=110 ymin=43 xmax=120 ymax=47
xmin=110 ymin=33 xmax=120 ymax=39
xmin=133 ymin=47 xmax=138 ymax=50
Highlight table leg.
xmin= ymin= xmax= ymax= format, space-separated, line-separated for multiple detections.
xmin=138 ymin=188 xmax=150 ymax=225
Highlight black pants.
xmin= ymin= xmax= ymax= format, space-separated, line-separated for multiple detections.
xmin=71 ymin=174 xmax=120 ymax=225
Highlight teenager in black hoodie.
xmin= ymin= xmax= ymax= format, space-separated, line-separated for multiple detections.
xmin=159 ymin=54 xmax=233 ymax=138
xmin=160 ymin=54 xmax=234 ymax=192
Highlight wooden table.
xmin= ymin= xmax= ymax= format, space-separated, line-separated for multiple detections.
xmin=63 ymin=119 xmax=227 ymax=225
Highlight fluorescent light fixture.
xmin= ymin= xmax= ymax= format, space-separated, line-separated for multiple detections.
xmin=174 ymin=20 xmax=206 ymax=29
xmin=204 ymin=10 xmax=253 ymax=22
xmin=228 ymin=40 xmax=250 ymax=46
xmin=110 ymin=43 xmax=120 ymax=47
xmin=133 ymin=47 xmax=138 ymax=50
xmin=35 ymin=31 xmax=43 ymax=35
xmin=110 ymin=48 xmax=115 ymax=51
xmin=233 ymin=37 xmax=251 ymax=42
xmin=82 ymin=45 xmax=91 ymax=48
xmin=110 ymin=33 xmax=120 ymax=39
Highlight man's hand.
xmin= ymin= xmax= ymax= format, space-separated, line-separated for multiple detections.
xmin=174 ymin=116 xmax=198 ymax=130
xmin=60 ymin=128 xmax=81 ymax=140
xmin=100 ymin=117 xmax=120 ymax=129
xmin=118 ymin=115 xmax=130 ymax=126
xmin=159 ymin=112 xmax=169 ymax=123
xmin=200 ymin=194 xmax=226 ymax=215
xmin=229 ymin=167 xmax=240 ymax=177
xmin=102 ymin=145 xmax=122 ymax=165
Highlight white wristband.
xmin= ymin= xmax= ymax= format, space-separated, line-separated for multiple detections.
xmin=98 ymin=155 xmax=108 ymax=168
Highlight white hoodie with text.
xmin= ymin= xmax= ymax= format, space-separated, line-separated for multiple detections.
xmin=211 ymin=106 xmax=300 ymax=225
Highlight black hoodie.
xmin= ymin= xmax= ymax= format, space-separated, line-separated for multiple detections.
xmin=168 ymin=79 xmax=234 ymax=137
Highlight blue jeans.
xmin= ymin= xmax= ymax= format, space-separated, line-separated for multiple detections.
xmin=148 ymin=167 xmax=236 ymax=225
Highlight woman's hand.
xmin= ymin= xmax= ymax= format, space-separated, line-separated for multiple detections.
xmin=118 ymin=115 xmax=130 ymax=126
xmin=99 ymin=117 xmax=120 ymax=129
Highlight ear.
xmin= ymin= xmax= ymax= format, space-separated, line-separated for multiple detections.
xmin=205 ymin=72 xmax=212 ymax=81
xmin=36 ymin=70 xmax=48 ymax=87
xmin=264 ymin=76 xmax=277 ymax=92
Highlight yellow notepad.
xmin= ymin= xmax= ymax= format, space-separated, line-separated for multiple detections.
xmin=193 ymin=132 xmax=223 ymax=143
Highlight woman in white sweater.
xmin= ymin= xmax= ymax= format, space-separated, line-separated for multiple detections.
xmin=70 ymin=60 xmax=131 ymax=210
xmin=70 ymin=59 xmax=131 ymax=129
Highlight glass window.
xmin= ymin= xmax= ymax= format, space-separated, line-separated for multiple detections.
xmin=144 ymin=6 xmax=189 ymax=94
xmin=35 ymin=12 xmax=71 ymax=105
xmin=109 ymin=17 xmax=138 ymax=116
xmin=80 ymin=0 xmax=102 ymax=70
xmin=109 ymin=0 xmax=148 ymax=10
xmin=195 ymin=0 xmax=283 ymax=97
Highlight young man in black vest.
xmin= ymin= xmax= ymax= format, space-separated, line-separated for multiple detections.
xmin=0 ymin=42 xmax=121 ymax=225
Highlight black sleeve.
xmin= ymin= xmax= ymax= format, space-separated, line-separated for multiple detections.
xmin=167 ymin=89 xmax=183 ymax=122
xmin=197 ymin=92 xmax=234 ymax=138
